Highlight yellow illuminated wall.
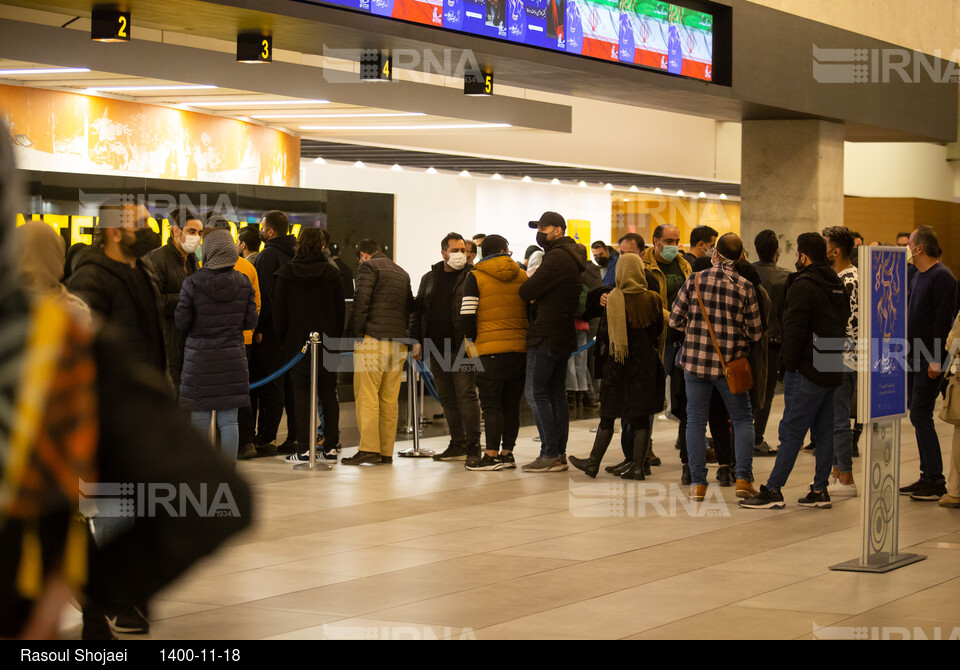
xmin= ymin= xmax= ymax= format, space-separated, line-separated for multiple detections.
xmin=1 ymin=84 xmax=299 ymax=187
xmin=611 ymin=194 xmax=741 ymax=249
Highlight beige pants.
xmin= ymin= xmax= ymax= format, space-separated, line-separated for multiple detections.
xmin=949 ymin=427 xmax=960 ymax=497
xmin=353 ymin=336 xmax=408 ymax=457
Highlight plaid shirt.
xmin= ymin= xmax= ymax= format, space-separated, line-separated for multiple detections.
xmin=669 ymin=264 xmax=763 ymax=380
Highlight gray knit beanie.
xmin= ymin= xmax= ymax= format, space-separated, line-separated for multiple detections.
xmin=203 ymin=229 xmax=238 ymax=270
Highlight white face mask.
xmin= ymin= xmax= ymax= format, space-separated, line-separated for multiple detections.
xmin=447 ymin=252 xmax=467 ymax=270
xmin=180 ymin=234 xmax=201 ymax=254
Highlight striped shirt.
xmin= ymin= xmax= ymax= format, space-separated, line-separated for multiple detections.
xmin=669 ymin=263 xmax=763 ymax=380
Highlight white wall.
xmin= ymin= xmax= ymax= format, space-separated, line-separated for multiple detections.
xmin=843 ymin=142 xmax=956 ymax=201
xmin=302 ymin=161 xmax=612 ymax=280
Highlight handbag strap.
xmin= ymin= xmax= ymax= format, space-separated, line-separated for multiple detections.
xmin=694 ymin=277 xmax=728 ymax=375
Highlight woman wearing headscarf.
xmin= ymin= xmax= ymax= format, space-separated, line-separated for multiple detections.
xmin=569 ymin=253 xmax=665 ymax=479
xmin=14 ymin=220 xmax=90 ymax=322
xmin=176 ymin=228 xmax=258 ymax=464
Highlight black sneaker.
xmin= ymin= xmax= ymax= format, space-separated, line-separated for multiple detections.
xmin=341 ymin=450 xmax=382 ymax=466
xmin=237 ymin=442 xmax=257 ymax=460
xmin=909 ymin=479 xmax=948 ymax=501
xmin=499 ymin=452 xmax=516 ymax=470
xmin=753 ymin=441 xmax=778 ymax=456
xmin=467 ymin=454 xmax=503 ymax=471
xmin=82 ymin=613 xmax=116 ymax=641
xmin=716 ymin=465 xmax=734 ymax=487
xmin=798 ymin=485 xmax=832 ymax=509
xmin=681 ymin=463 xmax=691 ymax=486
xmin=899 ymin=479 xmax=925 ymax=496
xmin=738 ymin=485 xmax=785 ymax=509
xmin=465 ymin=454 xmax=483 ymax=469
xmin=433 ymin=443 xmax=469 ymax=461
xmin=105 ymin=605 xmax=149 ymax=634
xmin=253 ymin=441 xmax=277 ymax=458
xmin=277 ymin=440 xmax=300 ymax=455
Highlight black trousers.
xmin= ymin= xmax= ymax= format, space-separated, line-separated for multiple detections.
xmin=430 ymin=356 xmax=482 ymax=449
xmin=754 ymin=342 xmax=782 ymax=444
xmin=476 ymin=352 xmax=526 ymax=452
xmin=253 ymin=340 xmax=298 ymax=444
xmin=238 ymin=344 xmax=256 ymax=446
xmin=289 ymin=357 xmax=339 ymax=451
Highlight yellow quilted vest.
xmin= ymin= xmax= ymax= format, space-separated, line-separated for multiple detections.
xmin=472 ymin=255 xmax=529 ymax=356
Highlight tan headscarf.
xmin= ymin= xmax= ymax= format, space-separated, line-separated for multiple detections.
xmin=606 ymin=253 xmax=661 ymax=363
xmin=14 ymin=220 xmax=68 ymax=299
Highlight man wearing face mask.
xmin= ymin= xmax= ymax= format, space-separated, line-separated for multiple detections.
xmin=144 ymin=207 xmax=202 ymax=393
xmin=591 ymin=240 xmax=619 ymax=287
xmin=740 ymin=233 xmax=849 ymax=510
xmin=410 ymin=233 xmax=482 ymax=465
xmin=683 ymin=226 xmax=718 ymax=266
xmin=520 ymin=212 xmax=586 ymax=472
xmin=69 ymin=198 xmax=166 ymax=378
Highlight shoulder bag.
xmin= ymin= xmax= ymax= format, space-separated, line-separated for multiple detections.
xmin=695 ymin=277 xmax=754 ymax=395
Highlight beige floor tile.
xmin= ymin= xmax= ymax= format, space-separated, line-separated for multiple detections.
xmin=807 ymin=615 xmax=960 ymax=640
xmin=157 ymin=566 xmax=356 ymax=606
xmin=249 ymin=574 xmax=468 ymax=617
xmin=263 ymin=617 xmax=477 ymax=640
xmin=308 ymin=545 xmax=470 ymax=577
xmin=385 ymin=553 xmax=577 ymax=587
xmin=386 ymin=524 xmax=572 ymax=553
xmin=626 ymin=606 xmax=848 ymax=640
xmin=142 ymin=605 xmax=338 ymax=640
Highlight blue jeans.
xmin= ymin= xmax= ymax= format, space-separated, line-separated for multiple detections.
xmin=831 ymin=369 xmax=856 ymax=473
xmin=767 ymin=371 xmax=835 ymax=492
xmin=684 ymin=370 xmax=754 ymax=485
xmin=908 ymin=370 xmax=945 ymax=482
xmin=191 ymin=409 xmax=240 ymax=464
xmin=525 ymin=339 xmax=569 ymax=458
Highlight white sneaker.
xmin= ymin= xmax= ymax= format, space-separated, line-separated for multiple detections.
xmin=830 ymin=476 xmax=858 ymax=497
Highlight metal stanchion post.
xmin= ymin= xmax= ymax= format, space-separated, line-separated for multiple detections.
xmin=405 ymin=364 xmax=413 ymax=434
xmin=209 ymin=410 xmax=217 ymax=446
xmin=294 ymin=332 xmax=332 ymax=471
xmin=398 ymin=356 xmax=435 ymax=457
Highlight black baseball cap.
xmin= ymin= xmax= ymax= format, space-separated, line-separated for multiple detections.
xmin=528 ymin=211 xmax=566 ymax=230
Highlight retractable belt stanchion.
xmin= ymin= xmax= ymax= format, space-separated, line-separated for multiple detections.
xmin=209 ymin=411 xmax=217 ymax=446
xmin=294 ymin=332 xmax=332 ymax=472
xmin=398 ymin=355 xmax=435 ymax=458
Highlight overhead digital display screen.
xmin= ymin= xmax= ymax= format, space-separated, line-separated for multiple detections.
xmin=307 ymin=0 xmax=715 ymax=82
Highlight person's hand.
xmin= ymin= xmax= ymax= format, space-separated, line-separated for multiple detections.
xmin=600 ymin=293 xmax=608 ymax=307
xmin=928 ymin=361 xmax=941 ymax=379
xmin=255 ymin=333 xmax=263 ymax=344
xmin=412 ymin=342 xmax=422 ymax=361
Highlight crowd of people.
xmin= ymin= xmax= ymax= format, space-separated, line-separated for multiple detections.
xmin=6 ymin=157 xmax=960 ymax=637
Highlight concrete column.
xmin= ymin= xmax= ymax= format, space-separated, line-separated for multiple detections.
xmin=741 ymin=120 xmax=845 ymax=264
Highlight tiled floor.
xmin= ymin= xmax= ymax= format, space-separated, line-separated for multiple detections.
xmin=61 ymin=394 xmax=960 ymax=640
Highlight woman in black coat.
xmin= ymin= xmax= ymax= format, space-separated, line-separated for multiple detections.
xmin=176 ymin=228 xmax=258 ymax=463
xmin=570 ymin=254 xmax=665 ymax=480
xmin=273 ymin=227 xmax=345 ymax=461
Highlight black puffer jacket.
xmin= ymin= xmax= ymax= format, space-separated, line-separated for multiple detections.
xmin=274 ymin=255 xmax=346 ymax=362
xmin=253 ymin=234 xmax=296 ymax=340
xmin=348 ymin=252 xmax=414 ymax=340
xmin=67 ymin=246 xmax=167 ymax=375
xmin=410 ymin=261 xmax=473 ymax=350
xmin=518 ymin=236 xmax=587 ymax=356
xmin=596 ymin=301 xmax=666 ymax=418
xmin=176 ymin=267 xmax=258 ymax=411
xmin=145 ymin=239 xmax=198 ymax=386
xmin=782 ymin=261 xmax=849 ymax=388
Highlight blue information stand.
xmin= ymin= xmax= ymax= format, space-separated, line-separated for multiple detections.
xmin=831 ymin=246 xmax=925 ymax=573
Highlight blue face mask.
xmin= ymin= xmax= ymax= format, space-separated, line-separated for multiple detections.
xmin=659 ymin=244 xmax=679 ymax=262
xmin=195 ymin=246 xmax=203 ymax=264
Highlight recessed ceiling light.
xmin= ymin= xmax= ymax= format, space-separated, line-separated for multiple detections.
xmin=84 ymin=85 xmax=217 ymax=92
xmin=676 ymin=189 xmax=685 ymax=196
xmin=699 ymin=192 xmax=707 ymax=198
xmin=0 ymin=68 xmax=91 ymax=76
xmin=390 ymin=164 xmax=403 ymax=171
xmin=604 ymin=183 xmax=613 ymax=190
xmin=252 ymin=112 xmax=426 ymax=120
xmin=719 ymin=193 xmax=728 ymax=200
xmin=551 ymin=178 xmax=561 ymax=185
xmin=491 ymin=173 xmax=502 ymax=180
xmin=629 ymin=186 xmax=639 ymax=192
xmin=426 ymin=167 xmax=438 ymax=174
xmin=353 ymin=161 xmax=365 ymax=168
xmin=522 ymin=176 xmax=532 ymax=183
xmin=459 ymin=170 xmax=471 ymax=177
xmin=186 ymin=99 xmax=330 ymax=107
xmin=578 ymin=181 xmax=587 ymax=187
xmin=312 ymin=157 xmax=326 ymax=164
xmin=654 ymin=188 xmax=662 ymax=194
xmin=299 ymin=123 xmax=512 ymax=131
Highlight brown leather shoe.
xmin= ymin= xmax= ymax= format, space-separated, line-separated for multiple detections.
xmin=736 ymin=479 xmax=758 ymax=499
xmin=939 ymin=494 xmax=960 ymax=508
xmin=689 ymin=484 xmax=707 ymax=501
